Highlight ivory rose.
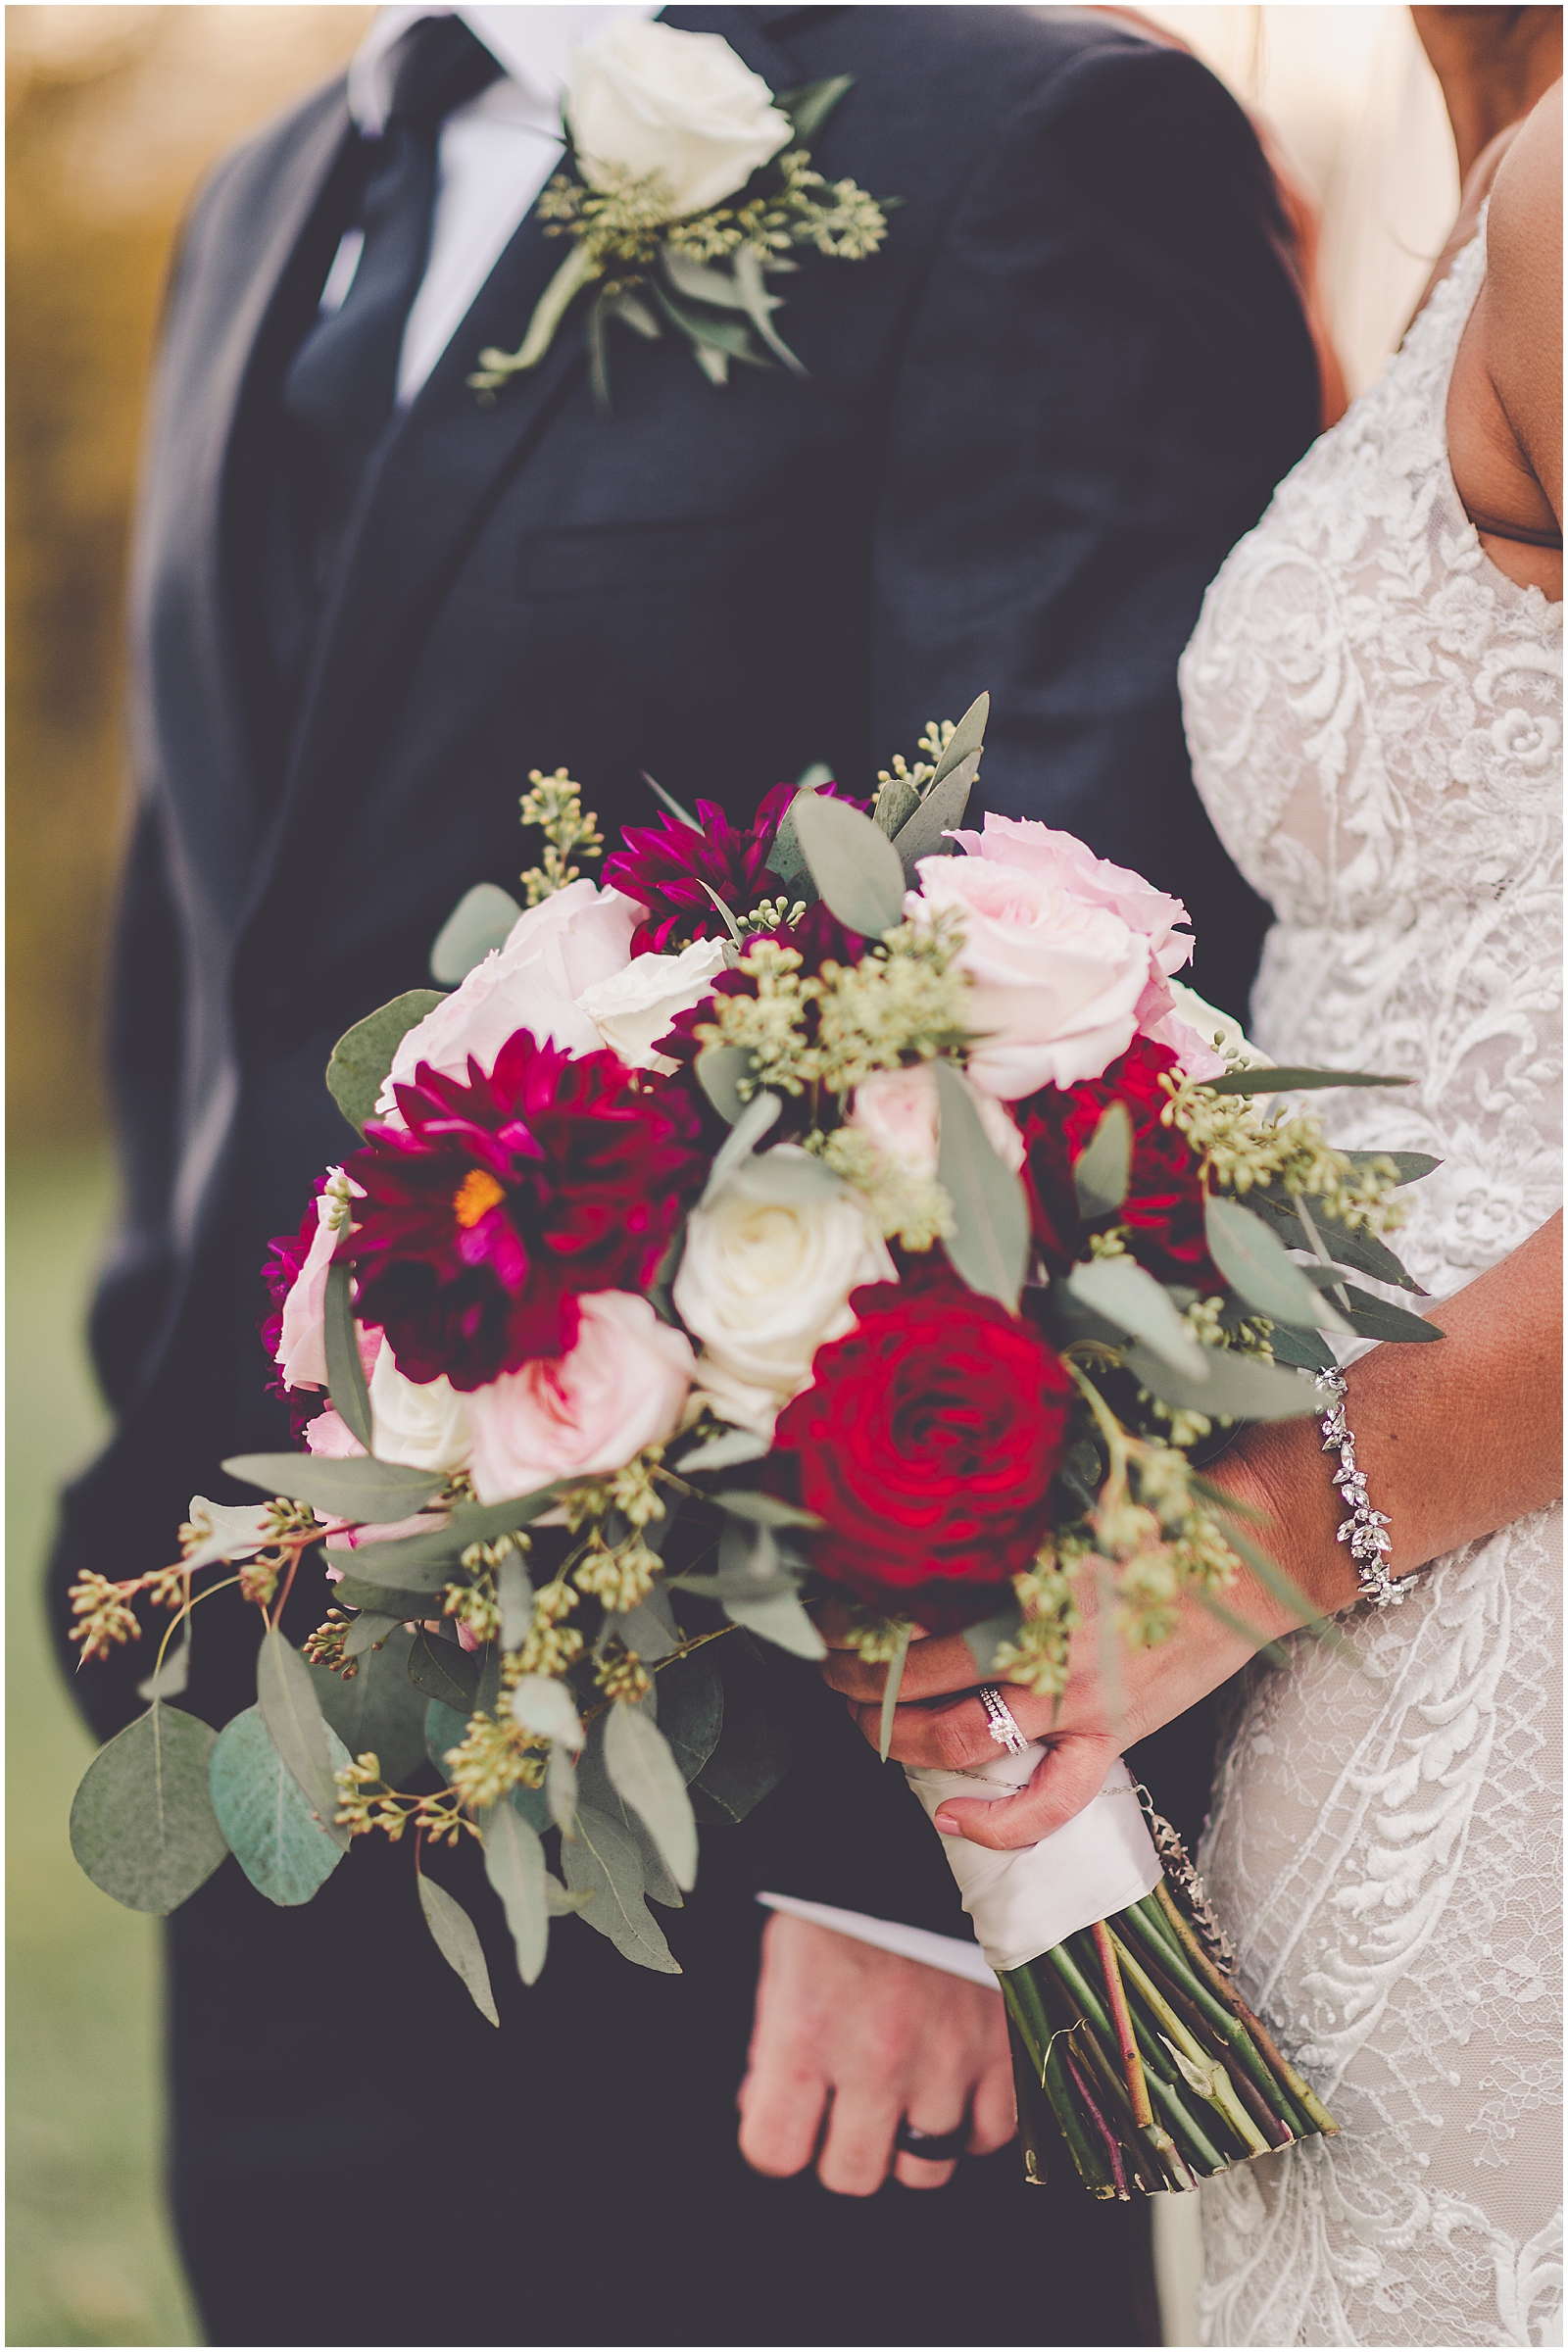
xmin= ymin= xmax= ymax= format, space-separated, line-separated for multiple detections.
xmin=575 ymin=936 xmax=730 ymax=1072
xmin=375 ymin=880 xmax=642 ymax=1119
xmin=565 ymin=21 xmax=792 ymax=219
xmin=911 ymin=857 xmax=1151 ymax=1100
xmin=848 ymin=1064 xmax=1024 ymax=1178
xmin=465 ymin=1292 xmax=696 ymax=1505
xmin=368 ymin=1344 xmax=472 ymax=1477
xmin=1141 ymin=978 xmax=1269 ymax=1084
xmin=673 ymin=1148 xmax=896 ymax=1437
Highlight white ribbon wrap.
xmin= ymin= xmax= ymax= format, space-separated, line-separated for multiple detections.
xmin=904 ymin=1747 xmax=1162 ymax=1975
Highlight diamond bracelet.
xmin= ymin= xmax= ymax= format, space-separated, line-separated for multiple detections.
xmin=1315 ymin=1365 xmax=1406 ymax=1607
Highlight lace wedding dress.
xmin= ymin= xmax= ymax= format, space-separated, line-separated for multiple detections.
xmin=1177 ymin=213 xmax=1563 ymax=2348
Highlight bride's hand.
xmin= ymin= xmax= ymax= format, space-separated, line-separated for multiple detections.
xmin=818 ymin=1432 xmax=1320 ymax=1852
xmin=822 ymin=1211 xmax=1562 ymax=1850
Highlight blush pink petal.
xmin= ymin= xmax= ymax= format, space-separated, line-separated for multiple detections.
xmin=465 ymin=1292 xmax=696 ymax=1505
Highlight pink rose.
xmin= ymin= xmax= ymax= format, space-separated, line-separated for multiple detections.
xmin=848 ymin=1064 xmax=1024 ymax=1177
xmin=304 ymin=1406 xmax=365 ymax=1459
xmin=911 ymin=857 xmax=1152 ymax=1099
xmin=465 ymin=1292 xmax=696 ymax=1505
xmin=950 ymin=814 xmax=1194 ymax=982
xmin=276 ymin=1177 xmax=361 ymax=1390
xmin=376 ymin=880 xmax=644 ymax=1120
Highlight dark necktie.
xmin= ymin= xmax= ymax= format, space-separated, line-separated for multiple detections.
xmin=281 ymin=13 xmax=503 ymax=549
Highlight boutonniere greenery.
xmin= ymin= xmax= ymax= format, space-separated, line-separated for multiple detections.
xmin=468 ymin=20 xmax=893 ymax=413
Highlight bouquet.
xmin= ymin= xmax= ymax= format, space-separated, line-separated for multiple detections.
xmin=68 ymin=694 xmax=1438 ymax=2195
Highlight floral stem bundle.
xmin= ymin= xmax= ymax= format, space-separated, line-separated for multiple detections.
xmin=69 ymin=689 xmax=1438 ymax=2197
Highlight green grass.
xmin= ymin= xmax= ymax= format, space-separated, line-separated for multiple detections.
xmin=7 ymin=1150 xmax=200 ymax=2346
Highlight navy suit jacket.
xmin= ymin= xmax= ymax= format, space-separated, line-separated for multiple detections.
xmin=56 ymin=2 xmax=1317 ymax=1911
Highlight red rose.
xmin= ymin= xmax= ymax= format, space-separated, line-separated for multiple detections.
xmin=1017 ymin=1037 xmax=1214 ymax=1284
xmin=771 ymin=1267 xmax=1073 ymax=1633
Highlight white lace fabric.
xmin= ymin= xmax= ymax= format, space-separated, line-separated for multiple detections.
xmin=1178 ymin=213 xmax=1563 ymax=2348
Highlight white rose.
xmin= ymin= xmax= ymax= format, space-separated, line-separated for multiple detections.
xmin=368 ymin=1343 xmax=472 ymax=1477
xmin=848 ymin=1064 xmax=1025 ymax=1180
xmin=465 ymin=1293 xmax=696 ymax=1505
xmin=575 ymin=937 xmax=730 ymax=1074
xmin=673 ymin=1147 xmax=896 ymax=1437
xmin=565 ymin=20 xmax=793 ymax=219
xmin=376 ymin=880 xmax=643 ymax=1121
xmin=911 ymin=857 xmax=1150 ymax=1100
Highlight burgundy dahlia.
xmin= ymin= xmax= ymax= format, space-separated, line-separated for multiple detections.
xmin=341 ymin=1031 xmax=704 ymax=1390
xmin=604 ymin=781 xmax=870 ymax=954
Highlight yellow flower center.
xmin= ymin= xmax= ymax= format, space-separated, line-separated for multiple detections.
xmin=453 ymin=1168 xmax=506 ymax=1228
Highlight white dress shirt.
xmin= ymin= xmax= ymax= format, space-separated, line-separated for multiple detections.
xmin=332 ymin=4 xmax=659 ymax=404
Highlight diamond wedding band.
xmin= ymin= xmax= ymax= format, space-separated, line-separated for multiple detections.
xmin=978 ymin=1684 xmax=1029 ymax=1755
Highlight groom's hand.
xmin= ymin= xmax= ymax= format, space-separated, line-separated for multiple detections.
xmin=737 ymin=1915 xmax=1014 ymax=2193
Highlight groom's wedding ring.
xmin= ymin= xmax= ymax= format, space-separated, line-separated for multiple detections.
xmin=894 ymin=2118 xmax=968 ymax=2162
xmin=978 ymin=1685 xmax=1029 ymax=1756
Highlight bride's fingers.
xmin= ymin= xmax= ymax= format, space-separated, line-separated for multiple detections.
xmin=820 ymin=1628 xmax=984 ymax=1705
xmin=931 ymin=1734 xmax=1121 ymax=1849
xmin=846 ymin=1690 xmax=1055 ymax=1767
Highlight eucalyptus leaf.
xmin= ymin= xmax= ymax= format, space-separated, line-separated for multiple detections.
xmin=429 ymin=883 xmax=522 ymax=985
xmin=889 ymin=751 xmax=980 ymax=879
xmin=1068 ymin=1254 xmax=1209 ymax=1374
xmin=497 ymin=1554 xmax=534 ymax=1650
xmin=1347 ymin=1150 xmax=1441 ymax=1187
xmin=482 ymin=1799 xmax=549 ymax=1986
xmin=1338 ymin=1286 xmax=1444 ymax=1344
xmin=137 ymin=1625 xmax=190 ymax=1701
xmin=323 ymin=1485 xmax=559 ymax=1586
xmin=689 ymin=1639 xmax=794 ymax=1826
xmin=718 ymin=1491 xmax=823 ymax=1531
xmin=928 ymin=691 xmax=991 ymax=786
xmin=548 ymin=1875 xmax=593 ymax=1915
xmin=546 ymin=1742 xmax=578 ymax=1833
xmin=605 ymin=1700 xmax=699 ymax=1890
xmin=333 ymin=1571 xmax=439 ymax=1619
xmin=663 ymin=246 xmax=753 ymax=310
xmin=70 ymin=1704 xmax=227 ymax=1915
xmin=775 ymin=72 xmax=854 ymax=144
xmin=696 ymin=1044 xmax=756 ymax=1125
xmin=766 ymin=795 xmax=818 ymax=897
xmin=223 ymin=1451 xmax=444 ymax=1526
xmin=732 ymin=246 xmax=807 ymax=375
xmin=209 ymin=1706 xmax=350 ymax=1907
xmin=651 ymin=278 xmax=771 ymax=365
xmin=614 ymin=1590 xmax=681 ymax=1664
xmin=1264 ymin=1323 xmax=1341 ymax=1373
xmin=656 ymin=1648 xmax=725 ymax=1785
xmin=257 ymin=1628 xmax=352 ymax=1852
xmin=323 ymin=1260 xmax=372 ymax=1450
xmin=342 ymin=1610 xmax=401 ymax=1660
xmin=407 ymin=1629 xmax=480 ymax=1710
xmin=424 ymin=1698 xmax=469 ymax=1781
xmin=678 ymin=1427 xmax=771 ymax=1474
xmin=605 ymin=288 xmax=662 ymax=342
xmin=1247 ymin=1189 xmax=1425 ymax=1294
xmin=1073 ymin=1102 xmax=1132 ymax=1220
xmin=1200 ymin=1065 xmax=1410 ymax=1097
xmin=417 ymin=1871 xmax=500 ymax=2026
xmin=1123 ymin=1342 xmax=1315 ymax=1423
xmin=934 ymin=1060 xmax=1031 ymax=1310
xmin=703 ymin=1089 xmax=782 ymax=1200
xmin=873 ymin=773 xmax=921 ymax=838
xmin=641 ymin=769 xmax=697 ymax=827
xmin=1209 ymin=1519 xmax=1361 ymax=1666
xmin=509 ymin=1674 xmax=585 ymax=1747
xmin=310 ymin=1625 xmax=426 ymax=1787
xmin=790 ymin=786 xmax=906 ymax=936
xmin=326 ymin=990 xmax=447 ymax=1135
xmin=576 ymin=1718 xmax=683 ymax=1907
xmin=960 ymin=1601 xmax=1026 ymax=1681
xmin=1204 ymin=1198 xmax=1351 ymax=1334
xmin=562 ymin=1802 xmax=681 ymax=1974
xmin=723 ymin=1590 xmax=826 ymax=1658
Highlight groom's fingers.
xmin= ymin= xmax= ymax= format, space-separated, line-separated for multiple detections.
xmin=816 ymin=2091 xmax=905 ymax=2197
xmin=931 ymin=1733 xmax=1121 ymax=1850
xmin=736 ymin=2055 xmax=829 ymax=2180
xmin=969 ymin=2054 xmax=1021 ymax=2156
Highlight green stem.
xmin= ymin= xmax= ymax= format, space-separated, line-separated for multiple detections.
xmin=1109 ymin=1930 xmax=1272 ymax=2158
xmin=1147 ymin=1886 xmax=1338 ymax=2135
xmin=470 ymin=243 xmax=600 ymax=390
xmin=1123 ymin=1900 xmax=1311 ymax=2132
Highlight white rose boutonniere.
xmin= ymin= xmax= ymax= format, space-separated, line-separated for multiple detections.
xmin=471 ymin=23 xmax=894 ymax=411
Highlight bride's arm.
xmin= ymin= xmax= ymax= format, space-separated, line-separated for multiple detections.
xmin=820 ymin=1211 xmax=1563 ymax=1849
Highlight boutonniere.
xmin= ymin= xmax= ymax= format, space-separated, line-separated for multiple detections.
xmin=468 ymin=21 xmax=893 ymax=413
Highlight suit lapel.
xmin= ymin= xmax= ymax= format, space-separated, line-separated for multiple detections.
xmin=256 ymin=3 xmax=821 ymax=900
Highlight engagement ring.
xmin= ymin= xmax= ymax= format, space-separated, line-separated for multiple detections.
xmin=977 ymin=1685 xmax=1029 ymax=1756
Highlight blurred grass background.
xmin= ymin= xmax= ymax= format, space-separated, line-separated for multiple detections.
xmin=4 ymin=7 xmax=1451 ymax=2343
